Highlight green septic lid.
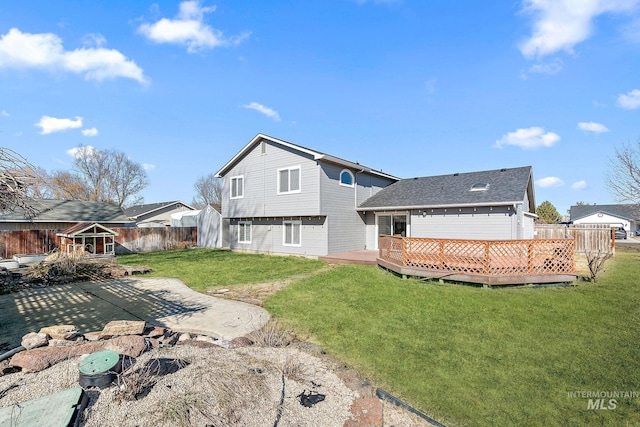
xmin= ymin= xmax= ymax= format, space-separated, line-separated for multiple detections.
xmin=79 ymin=350 xmax=120 ymax=375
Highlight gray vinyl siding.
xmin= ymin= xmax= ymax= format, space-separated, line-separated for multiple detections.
xmin=356 ymin=173 xmax=395 ymax=206
xmin=222 ymin=141 xmax=320 ymax=218
xmin=319 ymin=163 xmax=367 ymax=253
xmin=229 ymin=217 xmax=328 ymax=256
xmin=409 ymin=206 xmax=516 ymax=240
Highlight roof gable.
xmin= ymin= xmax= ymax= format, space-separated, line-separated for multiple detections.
xmin=124 ymin=201 xmax=194 ymax=219
xmin=57 ymin=222 xmax=119 ymax=237
xmin=215 ymin=133 xmax=399 ymax=181
xmin=358 ymin=166 xmax=534 ymax=210
xmin=569 ymin=204 xmax=639 ymax=221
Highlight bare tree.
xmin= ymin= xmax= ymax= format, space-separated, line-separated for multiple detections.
xmin=192 ymin=173 xmax=222 ymax=211
xmin=0 ymin=148 xmax=41 ymax=216
xmin=49 ymin=146 xmax=149 ymax=208
xmin=107 ymin=150 xmax=149 ymax=208
xmin=607 ymin=141 xmax=640 ymax=205
xmin=49 ymin=170 xmax=93 ymax=200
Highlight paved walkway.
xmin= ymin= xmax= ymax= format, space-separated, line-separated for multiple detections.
xmin=0 ymin=278 xmax=269 ymax=350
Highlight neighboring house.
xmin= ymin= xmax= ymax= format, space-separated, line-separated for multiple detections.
xmin=0 ymin=199 xmax=132 ymax=231
xmin=569 ymin=204 xmax=639 ymax=235
xmin=215 ymin=134 xmax=399 ymax=256
xmin=124 ymin=201 xmax=195 ymax=227
xmin=215 ymin=134 xmax=537 ymax=257
xmin=358 ymin=166 xmax=537 ymax=242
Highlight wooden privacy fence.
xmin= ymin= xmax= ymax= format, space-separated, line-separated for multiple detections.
xmin=378 ymin=235 xmax=576 ymax=285
xmin=0 ymin=227 xmax=197 ymax=258
xmin=535 ymin=224 xmax=613 ymax=254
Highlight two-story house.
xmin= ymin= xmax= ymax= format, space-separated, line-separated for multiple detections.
xmin=215 ymin=134 xmax=399 ymax=257
xmin=216 ymin=134 xmax=537 ymax=257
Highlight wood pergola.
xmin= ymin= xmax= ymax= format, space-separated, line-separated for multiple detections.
xmin=378 ymin=235 xmax=577 ymax=286
xmin=57 ymin=222 xmax=119 ymax=256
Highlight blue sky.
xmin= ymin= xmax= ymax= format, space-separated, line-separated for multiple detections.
xmin=1 ymin=0 xmax=639 ymax=215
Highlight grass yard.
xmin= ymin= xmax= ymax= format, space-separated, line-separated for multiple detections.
xmin=117 ymin=248 xmax=325 ymax=292
xmin=118 ymin=247 xmax=640 ymax=426
xmin=265 ymin=250 xmax=640 ymax=426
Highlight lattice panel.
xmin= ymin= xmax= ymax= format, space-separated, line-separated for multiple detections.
xmin=378 ymin=236 xmax=576 ymax=277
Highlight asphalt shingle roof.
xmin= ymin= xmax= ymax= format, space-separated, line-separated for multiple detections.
xmin=358 ymin=166 xmax=532 ymax=209
xmin=123 ymin=201 xmax=192 ymax=218
xmin=0 ymin=199 xmax=131 ymax=223
xmin=569 ymin=204 xmax=639 ymax=221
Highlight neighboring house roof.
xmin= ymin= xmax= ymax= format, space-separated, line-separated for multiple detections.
xmin=358 ymin=166 xmax=534 ymax=210
xmin=0 ymin=199 xmax=131 ymax=223
xmin=569 ymin=204 xmax=639 ymax=222
xmin=123 ymin=201 xmax=195 ymax=220
xmin=215 ymin=133 xmax=399 ymax=181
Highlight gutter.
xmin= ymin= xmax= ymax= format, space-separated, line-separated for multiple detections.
xmin=357 ymin=201 xmax=525 ymax=212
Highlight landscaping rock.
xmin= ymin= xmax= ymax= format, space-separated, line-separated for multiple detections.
xmin=10 ymin=335 xmax=149 ymax=372
xmin=101 ymin=320 xmax=146 ymax=338
xmin=21 ymin=332 xmax=49 ymax=350
xmin=230 ymin=336 xmax=254 ymax=348
xmin=48 ymin=339 xmax=80 ymax=348
xmin=83 ymin=331 xmax=103 ymax=341
xmin=39 ymin=325 xmax=78 ymax=340
xmin=143 ymin=326 xmax=165 ymax=338
xmin=177 ymin=333 xmax=192 ymax=343
xmin=349 ymin=398 xmax=383 ymax=427
xmin=195 ymin=335 xmax=217 ymax=345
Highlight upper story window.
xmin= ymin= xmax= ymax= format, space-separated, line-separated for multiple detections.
xmin=278 ymin=166 xmax=301 ymax=194
xmin=340 ymin=170 xmax=355 ymax=187
xmin=230 ymin=175 xmax=244 ymax=199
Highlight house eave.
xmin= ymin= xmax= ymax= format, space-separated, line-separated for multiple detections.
xmin=315 ymin=154 xmax=400 ymax=181
xmin=357 ymin=201 xmax=525 ymax=212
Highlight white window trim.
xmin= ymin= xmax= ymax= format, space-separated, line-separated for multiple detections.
xmin=277 ymin=166 xmax=301 ymax=195
xmin=283 ymin=220 xmax=302 ymax=247
xmin=238 ymin=221 xmax=252 ymax=244
xmin=230 ymin=175 xmax=244 ymax=199
xmin=339 ymin=169 xmax=355 ymax=187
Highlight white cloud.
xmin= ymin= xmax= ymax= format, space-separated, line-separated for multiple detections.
xmin=494 ymin=126 xmax=560 ymax=149
xmin=138 ymin=1 xmax=250 ymax=53
xmin=0 ymin=28 xmax=146 ymax=83
xmin=519 ymin=0 xmax=640 ymax=58
xmin=577 ymin=121 xmax=609 ymax=133
xmin=572 ymin=180 xmax=587 ymax=189
xmin=82 ymin=127 xmax=98 ymax=137
xmin=243 ymin=102 xmax=281 ymax=121
xmin=618 ymin=89 xmax=640 ymax=109
xmin=143 ymin=163 xmax=156 ymax=171
xmin=536 ymin=176 xmax=564 ymax=188
xmin=35 ymin=115 xmax=83 ymax=135
xmin=0 ymin=110 xmax=8 ymax=117
xmin=528 ymin=59 xmax=563 ymax=75
xmin=67 ymin=145 xmax=97 ymax=158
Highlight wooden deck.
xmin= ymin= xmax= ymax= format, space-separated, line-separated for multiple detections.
xmin=378 ymin=236 xmax=577 ymax=286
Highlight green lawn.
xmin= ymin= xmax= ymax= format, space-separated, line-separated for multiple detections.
xmin=118 ymin=248 xmax=640 ymax=426
xmin=265 ymin=251 xmax=640 ymax=426
xmin=117 ymin=248 xmax=325 ymax=292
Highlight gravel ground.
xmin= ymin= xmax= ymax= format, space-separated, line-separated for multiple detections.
xmin=0 ymin=343 xmax=433 ymax=426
